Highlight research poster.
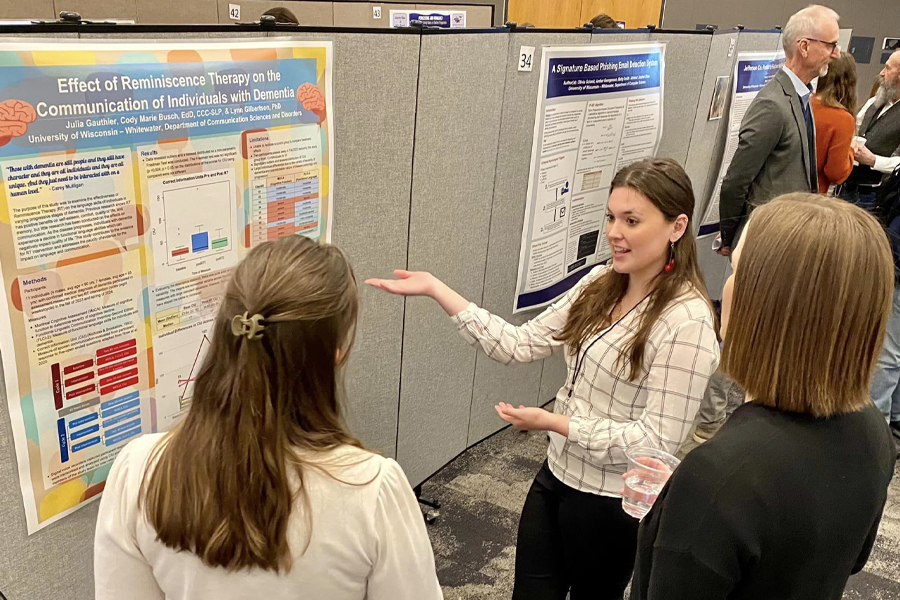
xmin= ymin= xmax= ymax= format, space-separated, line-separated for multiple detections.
xmin=0 ymin=39 xmax=334 ymax=533
xmin=513 ymin=43 xmax=665 ymax=313
xmin=702 ymin=51 xmax=785 ymax=227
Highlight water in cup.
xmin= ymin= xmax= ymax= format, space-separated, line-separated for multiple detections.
xmin=622 ymin=447 xmax=680 ymax=520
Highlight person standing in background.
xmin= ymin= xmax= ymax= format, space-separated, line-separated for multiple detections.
xmin=632 ymin=195 xmax=896 ymax=600
xmin=693 ymin=5 xmax=840 ymax=444
xmin=841 ymin=50 xmax=900 ymax=208
xmin=590 ymin=13 xmax=620 ymax=29
xmin=261 ymin=6 xmax=299 ymax=24
xmin=812 ymin=53 xmax=858 ymax=193
xmin=718 ymin=4 xmax=840 ymax=254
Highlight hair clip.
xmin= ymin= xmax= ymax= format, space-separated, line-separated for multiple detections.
xmin=231 ymin=312 xmax=266 ymax=340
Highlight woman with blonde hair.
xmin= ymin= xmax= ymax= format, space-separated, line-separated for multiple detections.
xmin=368 ymin=158 xmax=720 ymax=600
xmin=631 ymin=194 xmax=896 ymax=600
xmin=94 ymin=235 xmax=442 ymax=600
xmin=812 ymin=53 xmax=859 ymax=192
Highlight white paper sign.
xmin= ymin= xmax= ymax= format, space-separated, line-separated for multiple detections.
xmin=519 ymin=46 xmax=535 ymax=72
xmin=228 ymin=3 xmax=240 ymax=20
xmin=373 ymin=6 xmax=382 ymax=19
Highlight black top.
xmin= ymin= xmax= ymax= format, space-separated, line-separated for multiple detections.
xmin=631 ymin=401 xmax=896 ymax=600
xmin=849 ymin=100 xmax=900 ymax=186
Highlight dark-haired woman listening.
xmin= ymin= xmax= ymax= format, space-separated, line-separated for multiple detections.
xmin=368 ymin=158 xmax=720 ymax=600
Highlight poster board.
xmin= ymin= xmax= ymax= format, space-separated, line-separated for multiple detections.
xmin=513 ymin=42 xmax=665 ymax=313
xmin=0 ymin=38 xmax=333 ymax=532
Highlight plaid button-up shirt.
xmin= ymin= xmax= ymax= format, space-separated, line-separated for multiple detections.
xmin=453 ymin=265 xmax=719 ymax=497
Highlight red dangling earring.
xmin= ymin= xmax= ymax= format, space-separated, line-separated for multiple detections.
xmin=664 ymin=242 xmax=676 ymax=273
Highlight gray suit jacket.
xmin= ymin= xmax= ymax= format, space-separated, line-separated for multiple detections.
xmin=719 ymin=69 xmax=817 ymax=246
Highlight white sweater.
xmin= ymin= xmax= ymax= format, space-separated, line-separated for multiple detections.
xmin=94 ymin=433 xmax=443 ymax=600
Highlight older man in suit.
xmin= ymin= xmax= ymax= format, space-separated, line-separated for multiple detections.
xmin=717 ymin=4 xmax=841 ymax=254
xmin=693 ymin=5 xmax=841 ymax=444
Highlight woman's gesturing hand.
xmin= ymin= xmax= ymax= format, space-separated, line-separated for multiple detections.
xmin=365 ymin=270 xmax=436 ymax=297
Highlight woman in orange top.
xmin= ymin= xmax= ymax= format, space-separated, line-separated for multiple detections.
xmin=812 ymin=53 xmax=858 ymax=193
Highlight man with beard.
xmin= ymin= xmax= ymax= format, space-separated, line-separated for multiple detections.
xmin=693 ymin=5 xmax=841 ymax=444
xmin=840 ymin=51 xmax=900 ymax=209
xmin=848 ymin=50 xmax=900 ymax=453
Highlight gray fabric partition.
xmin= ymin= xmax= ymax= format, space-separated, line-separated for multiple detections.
xmin=468 ymin=31 xmax=591 ymax=445
xmin=0 ymin=29 xmax=416 ymax=600
xmin=266 ymin=31 xmax=420 ymax=458
xmin=695 ymin=30 xmax=783 ymax=300
xmin=652 ymin=32 xmax=713 ymax=165
xmin=327 ymin=33 xmax=418 ymax=457
xmin=396 ymin=32 xmax=509 ymax=487
xmin=684 ymin=31 xmax=740 ymax=301
xmin=685 ymin=31 xmax=740 ymax=224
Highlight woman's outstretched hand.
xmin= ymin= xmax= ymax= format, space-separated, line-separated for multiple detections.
xmin=365 ymin=270 xmax=436 ymax=297
xmin=366 ymin=270 xmax=470 ymax=316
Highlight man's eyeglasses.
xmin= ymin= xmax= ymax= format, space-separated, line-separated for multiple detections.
xmin=804 ymin=38 xmax=840 ymax=52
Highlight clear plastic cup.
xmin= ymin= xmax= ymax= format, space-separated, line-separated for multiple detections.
xmin=622 ymin=447 xmax=680 ymax=520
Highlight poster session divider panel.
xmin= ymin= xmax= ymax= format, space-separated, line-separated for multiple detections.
xmin=269 ymin=31 xmax=421 ymax=459
xmin=651 ymin=31 xmax=713 ymax=164
xmin=685 ymin=31 xmax=740 ymax=301
xmin=0 ymin=25 xmax=747 ymax=599
xmin=396 ymin=31 xmax=509 ymax=487
xmin=0 ymin=28 xmax=414 ymax=599
xmin=693 ymin=29 xmax=783 ymax=300
xmin=468 ymin=31 xmax=592 ymax=446
xmin=684 ymin=31 xmax=740 ymax=226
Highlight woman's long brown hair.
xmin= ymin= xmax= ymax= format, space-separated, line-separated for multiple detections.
xmin=140 ymin=235 xmax=364 ymax=572
xmin=816 ymin=53 xmax=858 ymax=115
xmin=555 ymin=158 xmax=715 ymax=381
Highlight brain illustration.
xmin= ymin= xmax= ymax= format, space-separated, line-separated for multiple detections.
xmin=297 ymin=83 xmax=326 ymax=123
xmin=0 ymin=99 xmax=37 ymax=146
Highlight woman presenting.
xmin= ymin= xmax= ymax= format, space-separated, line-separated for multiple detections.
xmin=367 ymin=158 xmax=719 ymax=600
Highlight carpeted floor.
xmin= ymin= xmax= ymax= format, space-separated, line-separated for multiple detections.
xmin=421 ymin=401 xmax=900 ymax=600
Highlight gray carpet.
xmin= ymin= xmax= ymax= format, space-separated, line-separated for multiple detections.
xmin=422 ymin=405 xmax=900 ymax=600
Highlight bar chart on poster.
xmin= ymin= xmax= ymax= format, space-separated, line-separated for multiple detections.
xmin=162 ymin=180 xmax=234 ymax=265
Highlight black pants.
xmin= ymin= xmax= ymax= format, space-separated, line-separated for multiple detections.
xmin=512 ymin=460 xmax=640 ymax=600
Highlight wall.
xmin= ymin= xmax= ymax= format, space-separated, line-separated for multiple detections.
xmin=0 ymin=0 xmax=504 ymax=26
xmin=508 ymin=0 xmax=663 ymax=28
xmin=661 ymin=0 xmax=900 ymax=103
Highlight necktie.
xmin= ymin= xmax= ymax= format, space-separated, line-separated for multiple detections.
xmin=802 ymin=97 xmax=816 ymax=191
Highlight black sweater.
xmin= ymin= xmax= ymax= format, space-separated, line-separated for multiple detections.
xmin=631 ymin=401 xmax=896 ymax=600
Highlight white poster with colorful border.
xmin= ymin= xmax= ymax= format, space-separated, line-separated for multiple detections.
xmin=0 ymin=38 xmax=333 ymax=532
